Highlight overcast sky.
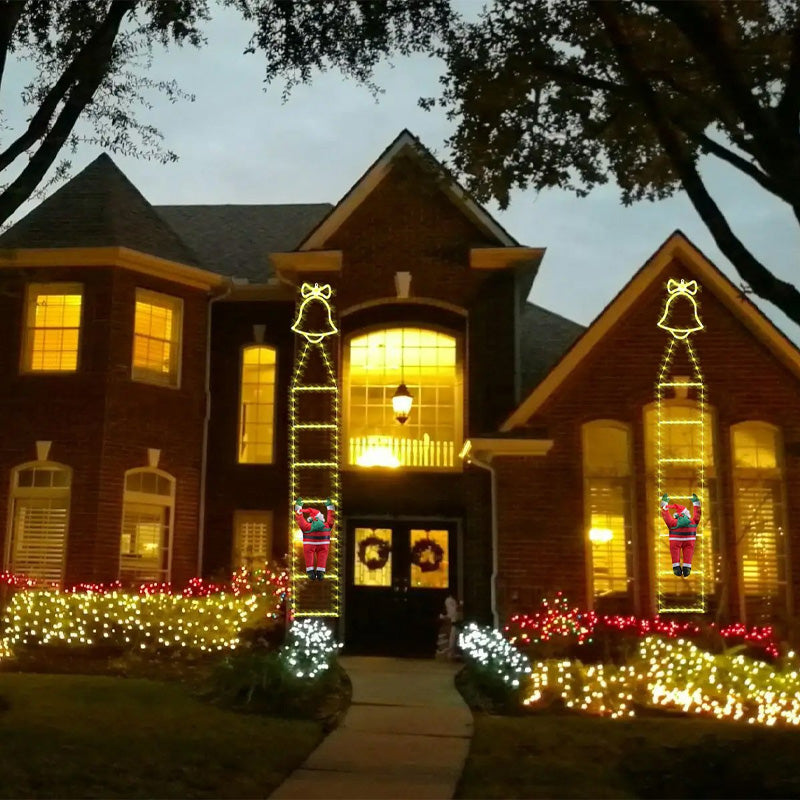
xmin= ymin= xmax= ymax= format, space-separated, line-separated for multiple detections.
xmin=6 ymin=3 xmax=800 ymax=347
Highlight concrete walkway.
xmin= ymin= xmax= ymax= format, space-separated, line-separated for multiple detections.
xmin=271 ymin=657 xmax=473 ymax=799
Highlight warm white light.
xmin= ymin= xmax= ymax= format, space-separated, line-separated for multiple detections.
xmin=589 ymin=528 xmax=613 ymax=543
xmin=356 ymin=446 xmax=400 ymax=468
xmin=392 ymin=383 xmax=413 ymax=424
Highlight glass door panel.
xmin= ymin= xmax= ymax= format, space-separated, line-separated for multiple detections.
xmin=409 ymin=528 xmax=450 ymax=589
xmin=353 ymin=526 xmax=393 ymax=587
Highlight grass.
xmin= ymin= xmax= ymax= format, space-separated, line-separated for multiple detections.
xmin=0 ymin=673 xmax=324 ymax=799
xmin=456 ymin=712 xmax=800 ymax=799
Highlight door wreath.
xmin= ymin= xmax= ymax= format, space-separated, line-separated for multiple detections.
xmin=410 ymin=537 xmax=445 ymax=573
xmin=357 ymin=535 xmax=392 ymax=571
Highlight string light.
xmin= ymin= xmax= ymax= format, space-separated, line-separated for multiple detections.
xmin=279 ymin=618 xmax=342 ymax=680
xmin=288 ymin=283 xmax=341 ymax=619
xmin=656 ymin=278 xmax=707 ymax=613
xmin=458 ymin=622 xmax=533 ymax=688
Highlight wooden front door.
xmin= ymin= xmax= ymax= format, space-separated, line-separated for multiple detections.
xmin=344 ymin=520 xmax=458 ymax=657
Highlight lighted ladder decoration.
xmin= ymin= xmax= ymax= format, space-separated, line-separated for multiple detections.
xmin=655 ymin=278 xmax=707 ymax=614
xmin=288 ymin=283 xmax=341 ymax=619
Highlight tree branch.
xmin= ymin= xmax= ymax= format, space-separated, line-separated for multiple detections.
xmin=592 ymin=0 xmax=800 ymax=326
xmin=0 ymin=1 xmax=24 ymax=96
xmin=777 ymin=22 xmax=800 ymax=133
xmin=0 ymin=0 xmax=136 ymax=225
xmin=0 ymin=0 xmax=137 ymax=174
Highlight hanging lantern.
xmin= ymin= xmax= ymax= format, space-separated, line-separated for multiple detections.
xmin=392 ymin=383 xmax=413 ymax=424
xmin=657 ymin=279 xmax=703 ymax=340
xmin=291 ymin=282 xmax=338 ymax=343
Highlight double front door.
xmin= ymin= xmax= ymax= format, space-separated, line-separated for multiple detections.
xmin=344 ymin=519 xmax=458 ymax=657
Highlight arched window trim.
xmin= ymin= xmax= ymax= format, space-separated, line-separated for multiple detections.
xmin=120 ymin=466 xmax=176 ymax=583
xmin=729 ymin=421 xmax=791 ymax=621
xmin=237 ymin=343 xmax=278 ymax=465
xmin=580 ymin=420 xmax=636 ymax=611
xmin=342 ymin=323 xmax=465 ymax=472
xmin=6 ymin=459 xmax=72 ymax=584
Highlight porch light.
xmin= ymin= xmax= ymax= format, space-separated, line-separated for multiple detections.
xmin=589 ymin=528 xmax=613 ymax=543
xmin=392 ymin=383 xmax=413 ymax=425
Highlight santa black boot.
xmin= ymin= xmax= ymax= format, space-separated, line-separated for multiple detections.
xmin=315 ymin=570 xmax=325 ymax=581
xmin=682 ymin=565 xmax=691 ymax=578
xmin=672 ymin=565 xmax=682 ymax=577
xmin=307 ymin=569 xmax=316 ymax=581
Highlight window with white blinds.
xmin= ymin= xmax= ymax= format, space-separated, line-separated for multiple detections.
xmin=232 ymin=511 xmax=273 ymax=570
xmin=7 ymin=463 xmax=71 ymax=583
xmin=731 ymin=423 xmax=788 ymax=621
xmin=119 ymin=468 xmax=175 ymax=583
xmin=582 ymin=421 xmax=633 ymax=600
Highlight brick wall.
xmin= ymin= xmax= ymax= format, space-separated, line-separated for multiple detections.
xmin=495 ymin=257 xmax=800 ymax=624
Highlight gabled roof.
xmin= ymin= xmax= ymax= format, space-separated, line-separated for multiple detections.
xmin=156 ymin=203 xmax=332 ymax=281
xmin=0 ymin=154 xmax=200 ymax=266
xmin=503 ymin=230 xmax=800 ymax=431
xmin=519 ymin=302 xmax=585 ymax=397
xmin=297 ymin=129 xmax=519 ymax=250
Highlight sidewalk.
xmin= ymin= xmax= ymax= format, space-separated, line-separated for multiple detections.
xmin=270 ymin=656 xmax=473 ymax=800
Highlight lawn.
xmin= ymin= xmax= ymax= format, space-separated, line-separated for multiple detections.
xmin=456 ymin=712 xmax=800 ymax=799
xmin=0 ymin=673 xmax=323 ymax=799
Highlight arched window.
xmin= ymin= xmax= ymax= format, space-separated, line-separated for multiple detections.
xmin=582 ymin=421 xmax=633 ymax=605
xmin=345 ymin=326 xmax=462 ymax=469
xmin=119 ymin=468 xmax=175 ymax=583
xmin=238 ymin=345 xmax=277 ymax=464
xmin=6 ymin=461 xmax=71 ymax=583
xmin=731 ymin=422 xmax=790 ymax=621
xmin=644 ymin=401 xmax=720 ymax=608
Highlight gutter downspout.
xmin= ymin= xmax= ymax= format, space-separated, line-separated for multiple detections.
xmin=197 ymin=278 xmax=233 ymax=576
xmin=467 ymin=451 xmax=500 ymax=630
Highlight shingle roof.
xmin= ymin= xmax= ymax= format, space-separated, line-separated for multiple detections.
xmin=519 ymin=302 xmax=585 ymax=396
xmin=155 ymin=204 xmax=333 ymax=281
xmin=0 ymin=154 xmax=201 ymax=266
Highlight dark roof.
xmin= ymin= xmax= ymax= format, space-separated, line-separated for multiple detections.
xmin=156 ymin=204 xmax=333 ymax=281
xmin=519 ymin=301 xmax=585 ymax=395
xmin=0 ymin=154 xmax=200 ymax=266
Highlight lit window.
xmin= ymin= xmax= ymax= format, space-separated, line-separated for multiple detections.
xmin=238 ymin=346 xmax=276 ymax=464
xmin=346 ymin=327 xmax=461 ymax=469
xmin=132 ymin=289 xmax=182 ymax=387
xmin=119 ymin=468 xmax=175 ymax=583
xmin=22 ymin=283 xmax=82 ymax=372
xmin=6 ymin=462 xmax=71 ymax=583
xmin=582 ymin=422 xmax=632 ymax=600
xmin=233 ymin=511 xmax=273 ymax=570
xmin=731 ymin=422 xmax=788 ymax=621
xmin=644 ymin=402 xmax=719 ymax=600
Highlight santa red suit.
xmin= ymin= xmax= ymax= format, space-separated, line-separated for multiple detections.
xmin=660 ymin=494 xmax=702 ymax=578
xmin=294 ymin=498 xmax=335 ymax=580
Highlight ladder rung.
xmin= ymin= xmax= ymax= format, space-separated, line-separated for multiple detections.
xmin=294 ymin=423 xmax=337 ymax=429
xmin=659 ymin=420 xmax=702 ymax=425
xmin=658 ymin=457 xmax=703 ymax=463
xmin=291 ymin=385 xmax=336 ymax=392
xmin=295 ymin=461 xmax=337 ymax=468
xmin=659 ymin=382 xmax=702 ymax=387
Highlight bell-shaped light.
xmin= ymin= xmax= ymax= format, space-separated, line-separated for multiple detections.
xmin=392 ymin=383 xmax=413 ymax=424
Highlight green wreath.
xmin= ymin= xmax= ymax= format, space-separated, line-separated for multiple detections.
xmin=411 ymin=537 xmax=445 ymax=573
xmin=357 ymin=535 xmax=392 ymax=571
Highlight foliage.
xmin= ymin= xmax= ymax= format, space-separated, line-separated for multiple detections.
xmin=423 ymin=0 xmax=800 ymax=325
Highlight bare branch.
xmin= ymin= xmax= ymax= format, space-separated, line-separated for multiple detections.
xmin=0 ymin=1 xmax=24 ymax=95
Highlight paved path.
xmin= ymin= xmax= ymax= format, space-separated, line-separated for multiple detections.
xmin=271 ymin=656 xmax=473 ymax=799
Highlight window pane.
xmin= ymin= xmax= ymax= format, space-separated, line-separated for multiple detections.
xmin=10 ymin=497 xmax=68 ymax=583
xmin=132 ymin=290 xmax=181 ymax=386
xmin=354 ymin=527 xmax=392 ymax=587
xmin=25 ymin=285 xmax=82 ymax=372
xmin=238 ymin=346 xmax=276 ymax=464
xmin=583 ymin=423 xmax=630 ymax=477
xmin=233 ymin=511 xmax=273 ymax=570
xmin=586 ymin=480 xmax=629 ymax=596
xmin=347 ymin=327 xmax=460 ymax=469
xmin=409 ymin=529 xmax=449 ymax=589
xmin=120 ymin=502 xmax=169 ymax=581
xmin=732 ymin=425 xmax=778 ymax=470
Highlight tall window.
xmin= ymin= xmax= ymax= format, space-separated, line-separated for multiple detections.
xmin=132 ymin=288 xmax=182 ymax=387
xmin=644 ymin=402 xmax=720 ymax=603
xmin=238 ymin=346 xmax=276 ymax=464
xmin=731 ymin=422 xmax=789 ymax=621
xmin=119 ymin=468 xmax=175 ymax=583
xmin=6 ymin=462 xmax=71 ymax=583
xmin=232 ymin=511 xmax=273 ymax=570
xmin=582 ymin=421 xmax=633 ymax=603
xmin=22 ymin=283 xmax=83 ymax=372
xmin=346 ymin=327 xmax=462 ymax=469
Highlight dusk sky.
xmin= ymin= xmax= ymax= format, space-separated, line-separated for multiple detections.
xmin=6 ymin=2 xmax=800 ymax=346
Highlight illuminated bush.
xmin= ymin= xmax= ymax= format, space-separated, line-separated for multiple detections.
xmin=280 ymin=618 xmax=341 ymax=680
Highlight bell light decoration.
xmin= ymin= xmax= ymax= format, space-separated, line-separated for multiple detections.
xmin=654 ymin=277 xmax=707 ymax=614
xmin=291 ymin=282 xmax=338 ymax=343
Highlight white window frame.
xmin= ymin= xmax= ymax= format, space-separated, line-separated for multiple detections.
xmin=21 ymin=282 xmax=84 ymax=373
xmin=232 ymin=510 xmax=274 ymax=570
xmin=237 ymin=345 xmax=277 ymax=465
xmin=5 ymin=460 xmax=72 ymax=584
xmin=119 ymin=467 xmax=176 ymax=583
xmin=131 ymin=288 xmax=183 ymax=388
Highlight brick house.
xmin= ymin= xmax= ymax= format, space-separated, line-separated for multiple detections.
xmin=0 ymin=130 xmax=798 ymax=654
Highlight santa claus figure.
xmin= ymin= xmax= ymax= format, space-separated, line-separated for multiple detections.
xmin=660 ymin=493 xmax=702 ymax=577
xmin=294 ymin=498 xmax=335 ymax=580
